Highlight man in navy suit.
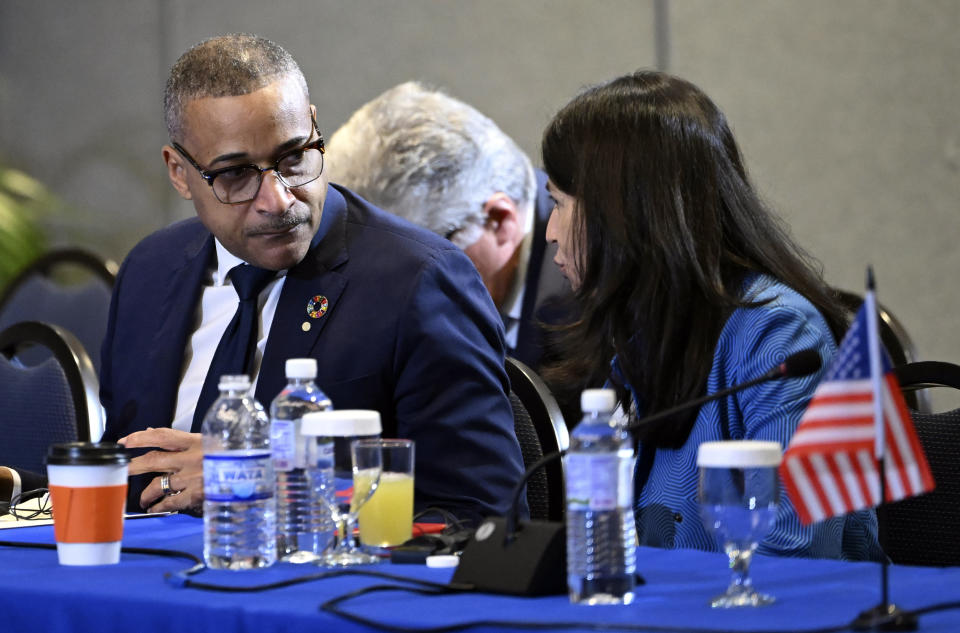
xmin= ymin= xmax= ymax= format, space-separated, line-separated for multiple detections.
xmin=327 ymin=82 xmax=571 ymax=372
xmin=91 ymin=34 xmax=525 ymax=523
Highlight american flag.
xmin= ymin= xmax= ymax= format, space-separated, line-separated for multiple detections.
xmin=780 ymin=303 xmax=935 ymax=525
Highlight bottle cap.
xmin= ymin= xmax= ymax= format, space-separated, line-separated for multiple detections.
xmin=285 ymin=358 xmax=318 ymax=379
xmin=426 ymin=555 xmax=460 ymax=568
xmin=301 ymin=410 xmax=382 ymax=437
xmin=696 ymin=440 xmax=782 ymax=468
xmin=581 ymin=388 xmax=616 ymax=413
xmin=218 ymin=374 xmax=251 ymax=391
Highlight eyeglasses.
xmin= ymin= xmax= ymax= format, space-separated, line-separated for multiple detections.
xmin=172 ymin=116 xmax=325 ymax=204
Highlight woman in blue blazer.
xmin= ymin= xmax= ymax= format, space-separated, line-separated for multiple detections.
xmin=540 ymin=71 xmax=882 ymax=561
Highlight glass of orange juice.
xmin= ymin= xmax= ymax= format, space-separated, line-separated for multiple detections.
xmin=356 ymin=439 xmax=414 ymax=547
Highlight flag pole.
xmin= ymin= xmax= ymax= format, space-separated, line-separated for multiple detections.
xmin=853 ymin=266 xmax=917 ymax=631
xmin=865 ymin=267 xmax=890 ymax=610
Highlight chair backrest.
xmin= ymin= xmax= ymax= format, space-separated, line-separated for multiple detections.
xmin=506 ymin=356 xmax=570 ymax=522
xmin=876 ymin=361 xmax=960 ymax=566
xmin=834 ymin=288 xmax=929 ymax=412
xmin=0 ymin=321 xmax=105 ymax=474
xmin=508 ymin=391 xmax=550 ymax=520
xmin=0 ymin=248 xmax=117 ymax=374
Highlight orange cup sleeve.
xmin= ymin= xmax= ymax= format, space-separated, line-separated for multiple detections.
xmin=49 ymin=484 xmax=128 ymax=543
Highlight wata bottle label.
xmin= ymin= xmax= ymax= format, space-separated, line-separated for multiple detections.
xmin=565 ymin=451 xmax=634 ymax=511
xmin=204 ymin=452 xmax=274 ymax=502
xmin=311 ymin=440 xmax=334 ymax=470
xmin=270 ymin=420 xmax=296 ymax=471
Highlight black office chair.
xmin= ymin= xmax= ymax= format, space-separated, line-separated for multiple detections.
xmin=0 ymin=248 xmax=118 ymax=374
xmin=0 ymin=321 xmax=105 ymax=475
xmin=835 ymin=288 xmax=929 ymax=412
xmin=506 ymin=356 xmax=570 ymax=522
xmin=509 ymin=391 xmax=550 ymax=521
xmin=876 ymin=361 xmax=960 ymax=566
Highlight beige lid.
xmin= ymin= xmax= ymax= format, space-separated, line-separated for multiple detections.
xmin=301 ymin=409 xmax=382 ymax=437
xmin=696 ymin=440 xmax=782 ymax=468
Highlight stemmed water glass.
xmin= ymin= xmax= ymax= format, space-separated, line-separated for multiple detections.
xmin=323 ymin=438 xmax=383 ymax=566
xmin=697 ymin=440 xmax=781 ymax=608
xmin=301 ymin=409 xmax=383 ymax=566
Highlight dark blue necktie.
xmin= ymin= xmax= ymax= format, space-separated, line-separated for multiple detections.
xmin=190 ymin=264 xmax=276 ymax=432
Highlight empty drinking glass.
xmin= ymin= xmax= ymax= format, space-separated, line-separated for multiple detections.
xmin=697 ymin=440 xmax=781 ymax=608
xmin=301 ymin=410 xmax=382 ymax=566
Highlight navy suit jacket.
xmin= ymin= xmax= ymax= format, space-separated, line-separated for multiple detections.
xmin=99 ymin=184 xmax=526 ymax=521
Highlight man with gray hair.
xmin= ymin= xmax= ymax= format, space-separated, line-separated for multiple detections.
xmin=328 ymin=82 xmax=569 ymax=370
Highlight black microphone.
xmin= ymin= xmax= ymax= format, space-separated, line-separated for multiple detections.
xmin=452 ymin=348 xmax=822 ymax=596
xmin=625 ymin=348 xmax=822 ymax=433
xmin=767 ymin=348 xmax=822 ymax=379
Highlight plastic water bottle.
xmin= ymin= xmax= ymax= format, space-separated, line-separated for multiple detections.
xmin=564 ymin=388 xmax=637 ymax=604
xmin=202 ymin=374 xmax=277 ymax=570
xmin=269 ymin=358 xmax=335 ymax=563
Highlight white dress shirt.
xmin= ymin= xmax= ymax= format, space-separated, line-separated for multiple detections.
xmin=170 ymin=240 xmax=286 ymax=431
xmin=500 ymin=205 xmax=535 ymax=351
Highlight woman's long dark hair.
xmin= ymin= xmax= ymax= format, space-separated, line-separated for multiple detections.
xmin=541 ymin=70 xmax=846 ymax=448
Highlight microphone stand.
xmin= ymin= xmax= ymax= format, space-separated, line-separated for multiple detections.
xmin=453 ymin=349 xmax=820 ymax=596
xmin=852 ymin=268 xmax=917 ymax=631
xmin=624 ymin=368 xmax=784 ymax=433
xmin=503 ymin=451 xmax=565 ymax=544
xmin=499 ymin=365 xmax=786 ymax=544
xmin=502 ymin=349 xmax=822 ymax=542
xmin=851 ymin=454 xmax=918 ymax=631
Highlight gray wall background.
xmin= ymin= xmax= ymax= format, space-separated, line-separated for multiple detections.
xmin=2 ymin=1 xmax=958 ymax=400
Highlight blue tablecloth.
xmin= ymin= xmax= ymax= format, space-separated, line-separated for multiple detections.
xmin=1 ymin=513 xmax=958 ymax=632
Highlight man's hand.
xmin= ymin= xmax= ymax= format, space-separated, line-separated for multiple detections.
xmin=118 ymin=427 xmax=203 ymax=513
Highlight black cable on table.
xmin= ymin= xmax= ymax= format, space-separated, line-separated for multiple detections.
xmin=0 ymin=540 xmax=204 ymax=575
xmin=318 ymin=581 xmax=960 ymax=633
xmin=5 ymin=538 xmax=960 ymax=633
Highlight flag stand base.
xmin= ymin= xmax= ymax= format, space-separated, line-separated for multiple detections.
xmin=851 ymin=604 xmax=918 ymax=631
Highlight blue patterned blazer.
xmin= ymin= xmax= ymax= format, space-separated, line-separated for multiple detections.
xmin=623 ymin=275 xmax=884 ymax=561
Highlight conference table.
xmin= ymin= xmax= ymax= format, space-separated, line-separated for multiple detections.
xmin=1 ymin=513 xmax=958 ymax=633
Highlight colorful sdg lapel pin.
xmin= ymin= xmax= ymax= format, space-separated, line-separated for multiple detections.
xmin=303 ymin=295 xmax=328 ymax=331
